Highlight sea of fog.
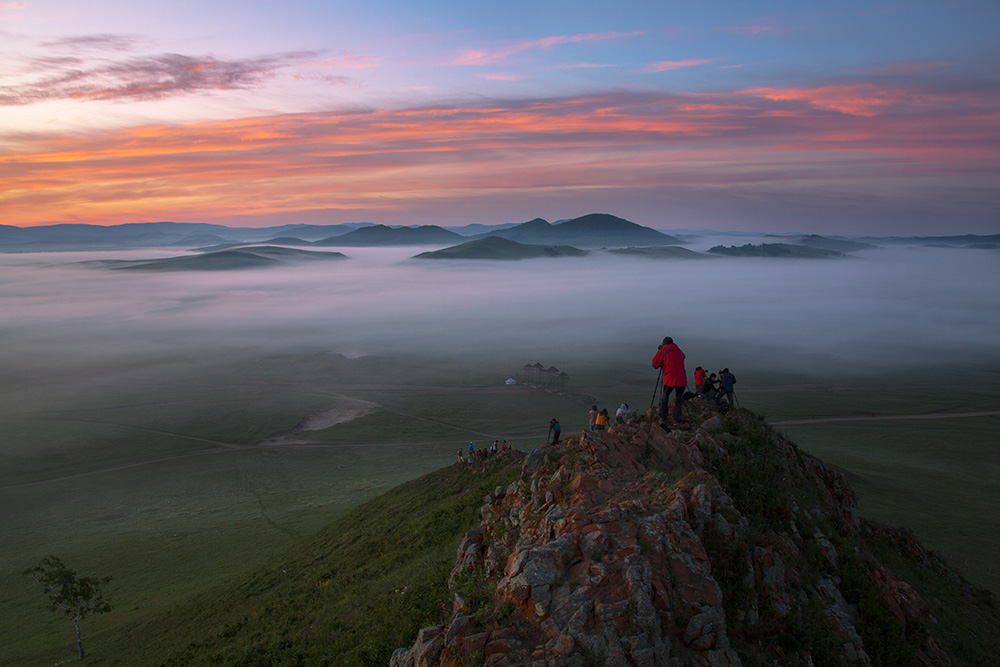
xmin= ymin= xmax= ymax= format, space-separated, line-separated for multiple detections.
xmin=1 ymin=241 xmax=998 ymax=380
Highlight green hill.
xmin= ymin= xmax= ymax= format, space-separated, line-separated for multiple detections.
xmin=486 ymin=213 xmax=681 ymax=247
xmin=107 ymin=247 xmax=348 ymax=271
xmin=708 ymin=243 xmax=845 ymax=258
xmin=792 ymin=235 xmax=879 ymax=252
xmin=607 ymin=246 xmax=711 ymax=260
xmin=414 ymin=236 xmax=588 ymax=260
xmin=86 ymin=456 xmax=523 ymax=666
xmin=74 ymin=408 xmax=1000 ymax=666
xmin=313 ymin=224 xmax=464 ymax=247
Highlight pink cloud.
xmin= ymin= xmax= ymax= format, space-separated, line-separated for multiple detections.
xmin=454 ymin=31 xmax=642 ymax=66
xmin=641 ymin=58 xmax=719 ymax=73
xmin=478 ymin=74 xmax=525 ymax=81
xmin=723 ymin=25 xmax=780 ymax=35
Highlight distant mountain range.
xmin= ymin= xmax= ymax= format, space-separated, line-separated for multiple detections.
xmin=414 ymin=236 xmax=588 ymax=260
xmin=2 ymin=219 xmax=997 ymax=253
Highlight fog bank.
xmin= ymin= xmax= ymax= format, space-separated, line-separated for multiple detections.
xmin=1 ymin=244 xmax=998 ymax=383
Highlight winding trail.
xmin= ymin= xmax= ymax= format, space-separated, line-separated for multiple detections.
xmin=772 ymin=410 xmax=1000 ymax=426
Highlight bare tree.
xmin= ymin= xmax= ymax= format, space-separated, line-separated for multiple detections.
xmin=24 ymin=556 xmax=112 ymax=660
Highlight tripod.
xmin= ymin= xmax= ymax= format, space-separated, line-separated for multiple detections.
xmin=649 ymin=368 xmax=663 ymax=411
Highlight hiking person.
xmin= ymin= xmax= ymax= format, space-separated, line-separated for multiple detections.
xmin=589 ymin=405 xmax=599 ymax=431
xmin=718 ymin=368 xmax=737 ymax=407
xmin=457 ymin=450 xmax=464 ymax=464
xmin=549 ymin=418 xmax=561 ymax=444
xmin=652 ymin=336 xmax=688 ymax=425
xmin=595 ymin=408 xmax=609 ymax=431
xmin=615 ymin=403 xmax=632 ymax=424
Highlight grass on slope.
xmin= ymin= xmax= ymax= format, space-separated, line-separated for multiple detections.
xmin=88 ymin=454 xmax=523 ymax=667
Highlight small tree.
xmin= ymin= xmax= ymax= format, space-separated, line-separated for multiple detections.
xmin=24 ymin=556 xmax=112 ymax=660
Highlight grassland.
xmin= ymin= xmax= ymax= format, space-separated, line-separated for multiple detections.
xmin=3 ymin=348 xmax=998 ymax=665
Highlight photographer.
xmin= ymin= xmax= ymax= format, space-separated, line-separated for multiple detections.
xmin=651 ymin=336 xmax=688 ymax=426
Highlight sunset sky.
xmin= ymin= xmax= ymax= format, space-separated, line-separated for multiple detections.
xmin=1 ymin=1 xmax=997 ymax=233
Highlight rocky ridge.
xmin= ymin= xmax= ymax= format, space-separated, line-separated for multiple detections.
xmin=391 ymin=403 xmax=980 ymax=666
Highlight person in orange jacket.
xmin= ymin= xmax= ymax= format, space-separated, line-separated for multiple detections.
xmin=652 ymin=336 xmax=688 ymax=425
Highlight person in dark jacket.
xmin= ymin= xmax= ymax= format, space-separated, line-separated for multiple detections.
xmin=718 ymin=368 xmax=737 ymax=406
xmin=651 ymin=336 xmax=688 ymax=425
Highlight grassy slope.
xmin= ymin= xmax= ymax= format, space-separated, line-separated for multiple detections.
xmin=90 ymin=455 xmax=523 ymax=667
xmin=57 ymin=413 xmax=1000 ymax=666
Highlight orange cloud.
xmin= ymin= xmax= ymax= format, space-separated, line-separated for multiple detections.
xmin=739 ymin=83 xmax=955 ymax=116
xmin=1 ymin=82 xmax=996 ymax=227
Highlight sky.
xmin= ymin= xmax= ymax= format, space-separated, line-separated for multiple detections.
xmin=1 ymin=0 xmax=998 ymax=234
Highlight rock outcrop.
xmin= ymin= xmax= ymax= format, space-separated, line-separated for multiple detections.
xmin=391 ymin=404 xmax=969 ymax=666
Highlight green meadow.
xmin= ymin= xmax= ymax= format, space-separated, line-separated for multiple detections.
xmin=2 ymin=345 xmax=998 ymax=665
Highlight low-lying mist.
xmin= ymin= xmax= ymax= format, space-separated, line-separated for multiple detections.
xmin=2 ymin=243 xmax=997 ymax=385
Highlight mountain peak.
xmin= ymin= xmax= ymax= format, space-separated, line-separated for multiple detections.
xmin=391 ymin=403 xmax=977 ymax=666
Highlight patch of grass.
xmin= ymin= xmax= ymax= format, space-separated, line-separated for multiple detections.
xmin=710 ymin=414 xmax=792 ymax=532
xmin=84 ymin=458 xmax=522 ymax=666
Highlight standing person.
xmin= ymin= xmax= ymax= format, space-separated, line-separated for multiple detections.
xmin=615 ymin=403 xmax=632 ymax=424
xmin=718 ymin=368 xmax=737 ymax=407
xmin=652 ymin=336 xmax=688 ymax=425
xmin=549 ymin=418 xmax=561 ymax=444
xmin=588 ymin=405 xmax=599 ymax=431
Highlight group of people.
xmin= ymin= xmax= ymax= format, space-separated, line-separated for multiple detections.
xmin=465 ymin=336 xmax=734 ymax=461
xmin=652 ymin=336 xmax=737 ymax=427
xmin=459 ymin=439 xmax=511 ymax=464
xmin=587 ymin=403 xmax=633 ymax=431
xmin=693 ymin=366 xmax=737 ymax=405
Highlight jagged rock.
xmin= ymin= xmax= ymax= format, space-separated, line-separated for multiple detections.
xmin=390 ymin=404 xmax=971 ymax=666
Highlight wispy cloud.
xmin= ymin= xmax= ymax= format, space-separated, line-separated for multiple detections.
xmin=42 ymin=34 xmax=141 ymax=52
xmin=478 ymin=73 xmax=525 ymax=81
xmin=723 ymin=25 xmax=782 ymax=35
xmin=1 ymin=50 xmax=319 ymax=105
xmin=740 ymin=83 xmax=919 ymax=116
xmin=454 ymin=31 xmax=642 ymax=66
xmin=554 ymin=63 xmax=620 ymax=70
xmin=640 ymin=58 xmax=719 ymax=73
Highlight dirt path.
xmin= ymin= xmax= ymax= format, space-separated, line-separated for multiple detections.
xmin=772 ymin=410 xmax=1000 ymax=426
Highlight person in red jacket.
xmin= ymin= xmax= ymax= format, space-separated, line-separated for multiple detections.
xmin=694 ymin=366 xmax=707 ymax=392
xmin=652 ymin=336 xmax=688 ymax=425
